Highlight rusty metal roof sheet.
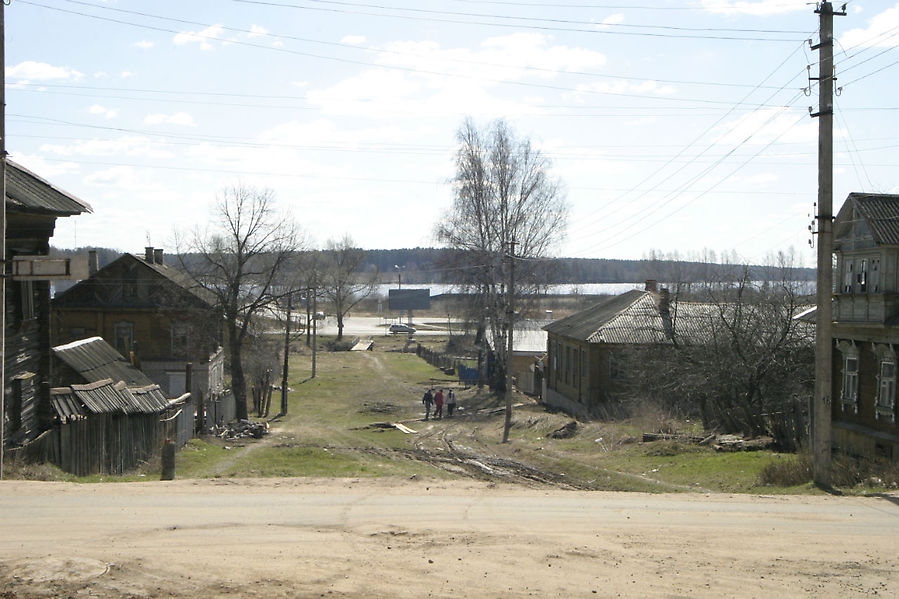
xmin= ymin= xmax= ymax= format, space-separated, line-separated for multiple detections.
xmin=5 ymin=160 xmax=92 ymax=216
xmin=52 ymin=337 xmax=157 ymax=387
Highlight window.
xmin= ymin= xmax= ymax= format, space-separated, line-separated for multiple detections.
xmin=171 ymin=322 xmax=191 ymax=358
xmin=877 ymin=357 xmax=897 ymax=422
xmin=114 ymin=321 xmax=134 ymax=356
xmin=871 ymin=258 xmax=881 ymax=293
xmin=858 ymin=259 xmax=868 ymax=292
xmin=843 ymin=261 xmax=853 ymax=293
xmin=841 ymin=350 xmax=859 ymax=414
xmin=19 ymin=281 xmax=35 ymax=320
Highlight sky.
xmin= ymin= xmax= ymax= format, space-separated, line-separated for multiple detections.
xmin=5 ymin=0 xmax=899 ymax=265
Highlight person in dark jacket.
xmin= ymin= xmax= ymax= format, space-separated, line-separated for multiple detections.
xmin=422 ymin=388 xmax=434 ymax=420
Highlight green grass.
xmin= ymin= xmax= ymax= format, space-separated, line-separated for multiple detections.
xmin=22 ymin=335 xmax=888 ymax=495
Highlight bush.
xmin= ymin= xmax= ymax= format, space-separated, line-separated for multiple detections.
xmin=759 ymin=453 xmax=812 ymax=486
xmin=325 ymin=339 xmax=354 ymax=352
xmin=831 ymin=453 xmax=899 ymax=489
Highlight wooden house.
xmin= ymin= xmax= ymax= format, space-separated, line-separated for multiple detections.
xmin=3 ymin=160 xmax=91 ymax=449
xmin=51 ymin=248 xmax=227 ymax=424
xmin=831 ymin=192 xmax=899 ymax=460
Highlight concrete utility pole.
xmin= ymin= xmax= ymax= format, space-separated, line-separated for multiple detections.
xmin=811 ymin=1 xmax=845 ymax=488
xmin=502 ymin=239 xmax=515 ymax=444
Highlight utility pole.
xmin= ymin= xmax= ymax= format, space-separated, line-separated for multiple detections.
xmin=1 ymin=1 xmax=7 ymax=479
xmin=280 ymin=292 xmax=292 ymax=416
xmin=502 ymin=239 xmax=516 ymax=443
xmin=811 ymin=1 xmax=844 ymax=488
xmin=310 ymin=286 xmax=318 ymax=379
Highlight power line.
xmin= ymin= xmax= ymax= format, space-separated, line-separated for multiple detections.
xmin=18 ymin=0 xmax=804 ymax=107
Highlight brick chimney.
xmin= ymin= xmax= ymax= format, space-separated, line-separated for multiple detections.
xmin=645 ymin=279 xmax=658 ymax=293
xmin=145 ymin=246 xmax=154 ymax=263
xmin=659 ymin=287 xmax=673 ymax=340
xmin=154 ymin=248 xmax=164 ymax=265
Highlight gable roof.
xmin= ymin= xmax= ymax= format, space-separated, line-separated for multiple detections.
xmin=52 ymin=336 xmax=156 ymax=387
xmin=5 ymin=159 xmax=92 ymax=216
xmin=835 ymin=192 xmax=899 ymax=246
xmin=52 ymin=252 xmax=217 ymax=308
xmin=543 ymin=290 xmax=720 ymax=345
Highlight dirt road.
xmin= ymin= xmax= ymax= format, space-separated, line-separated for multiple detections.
xmin=1 ymin=478 xmax=896 ymax=598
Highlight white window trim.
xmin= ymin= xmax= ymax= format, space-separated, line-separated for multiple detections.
xmin=874 ymin=345 xmax=897 ymax=423
xmin=837 ymin=340 xmax=859 ymax=415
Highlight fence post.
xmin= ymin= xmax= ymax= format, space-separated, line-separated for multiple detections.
xmin=160 ymin=439 xmax=175 ymax=480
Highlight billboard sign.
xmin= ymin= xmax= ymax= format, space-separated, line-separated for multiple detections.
xmin=388 ymin=288 xmax=430 ymax=311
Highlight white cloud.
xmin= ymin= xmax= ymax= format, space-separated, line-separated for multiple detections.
xmin=700 ymin=0 xmax=807 ymax=16
xmin=120 ymin=71 xmax=136 ymax=79
xmin=88 ymin=105 xmax=117 ymax=119
xmin=39 ymin=136 xmax=173 ymax=160
xmin=712 ymin=107 xmax=815 ymax=146
xmin=841 ymin=5 xmax=899 ymax=49
xmin=94 ymin=71 xmax=108 ymax=79
xmin=597 ymin=14 xmax=625 ymax=29
xmin=133 ymin=40 xmax=155 ymax=49
xmin=173 ymin=24 xmax=224 ymax=51
xmin=341 ymin=35 xmax=366 ymax=45
xmin=574 ymin=79 xmax=677 ymax=98
xmin=248 ymin=25 xmax=269 ymax=38
xmin=292 ymin=80 xmax=310 ymax=88
xmin=144 ymin=112 xmax=197 ymax=127
xmin=6 ymin=61 xmax=83 ymax=82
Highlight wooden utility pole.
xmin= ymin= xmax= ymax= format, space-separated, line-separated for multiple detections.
xmin=310 ymin=286 xmax=318 ymax=379
xmin=502 ymin=239 xmax=515 ymax=443
xmin=280 ymin=292 xmax=292 ymax=416
xmin=1 ymin=1 xmax=7 ymax=479
xmin=811 ymin=1 xmax=844 ymax=488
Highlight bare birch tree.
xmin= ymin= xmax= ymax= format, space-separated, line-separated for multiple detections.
xmin=319 ymin=235 xmax=378 ymax=341
xmin=178 ymin=184 xmax=300 ymax=421
xmin=437 ymin=118 xmax=568 ymax=440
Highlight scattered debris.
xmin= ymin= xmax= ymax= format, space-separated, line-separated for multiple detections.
xmin=212 ymin=420 xmax=269 ymax=440
xmin=713 ymin=435 xmax=774 ymax=452
xmin=548 ymin=421 xmax=579 ymax=439
xmin=641 ymin=432 xmax=707 ymax=443
xmin=365 ymin=422 xmax=418 ymax=434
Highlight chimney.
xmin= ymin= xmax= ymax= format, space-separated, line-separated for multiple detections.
xmin=645 ymin=279 xmax=658 ymax=293
xmin=145 ymin=246 xmax=154 ymax=263
xmin=154 ymin=248 xmax=164 ymax=265
xmin=659 ymin=287 xmax=673 ymax=339
xmin=88 ymin=250 xmax=99 ymax=276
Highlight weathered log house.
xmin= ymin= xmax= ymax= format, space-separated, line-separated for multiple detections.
xmin=3 ymin=161 xmax=91 ymax=449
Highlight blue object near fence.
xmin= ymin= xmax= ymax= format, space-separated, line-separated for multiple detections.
xmin=458 ymin=364 xmax=479 ymax=385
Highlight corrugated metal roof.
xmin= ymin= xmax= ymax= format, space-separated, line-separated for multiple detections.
xmin=52 ymin=337 xmax=157 ymax=387
xmin=838 ymin=193 xmax=899 ymax=246
xmin=5 ymin=160 xmax=92 ymax=215
xmin=50 ymin=379 xmax=170 ymax=421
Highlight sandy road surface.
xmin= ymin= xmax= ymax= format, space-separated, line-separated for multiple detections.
xmin=1 ymin=478 xmax=897 ymax=598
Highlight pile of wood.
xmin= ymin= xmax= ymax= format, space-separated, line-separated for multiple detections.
xmin=213 ymin=420 xmax=269 ymax=440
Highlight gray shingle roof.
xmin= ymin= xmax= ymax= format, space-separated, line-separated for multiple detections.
xmin=5 ymin=160 xmax=92 ymax=215
xmin=837 ymin=193 xmax=899 ymax=246
xmin=52 ymin=337 xmax=156 ymax=387
xmin=543 ymin=290 xmax=720 ymax=345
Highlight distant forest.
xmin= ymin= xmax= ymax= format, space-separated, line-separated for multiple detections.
xmin=52 ymin=246 xmax=816 ymax=285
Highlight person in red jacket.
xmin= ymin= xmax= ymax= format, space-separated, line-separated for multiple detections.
xmin=434 ymin=389 xmax=444 ymax=419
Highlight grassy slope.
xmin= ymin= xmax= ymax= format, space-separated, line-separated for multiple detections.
xmin=13 ymin=333 xmax=852 ymax=494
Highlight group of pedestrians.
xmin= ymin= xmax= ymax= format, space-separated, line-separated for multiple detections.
xmin=421 ymin=387 xmax=457 ymax=420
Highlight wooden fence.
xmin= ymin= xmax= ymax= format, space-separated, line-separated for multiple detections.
xmin=10 ymin=396 xmax=196 ymax=476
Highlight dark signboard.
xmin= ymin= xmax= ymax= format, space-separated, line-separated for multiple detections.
xmin=388 ymin=288 xmax=430 ymax=311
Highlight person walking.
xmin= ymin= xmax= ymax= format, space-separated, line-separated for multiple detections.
xmin=434 ymin=389 xmax=444 ymax=419
xmin=446 ymin=389 xmax=457 ymax=417
xmin=422 ymin=388 xmax=433 ymax=421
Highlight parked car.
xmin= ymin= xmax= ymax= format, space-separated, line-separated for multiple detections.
xmin=389 ymin=323 xmax=416 ymax=334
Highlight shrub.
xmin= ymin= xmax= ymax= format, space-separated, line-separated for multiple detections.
xmin=759 ymin=453 xmax=812 ymax=486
